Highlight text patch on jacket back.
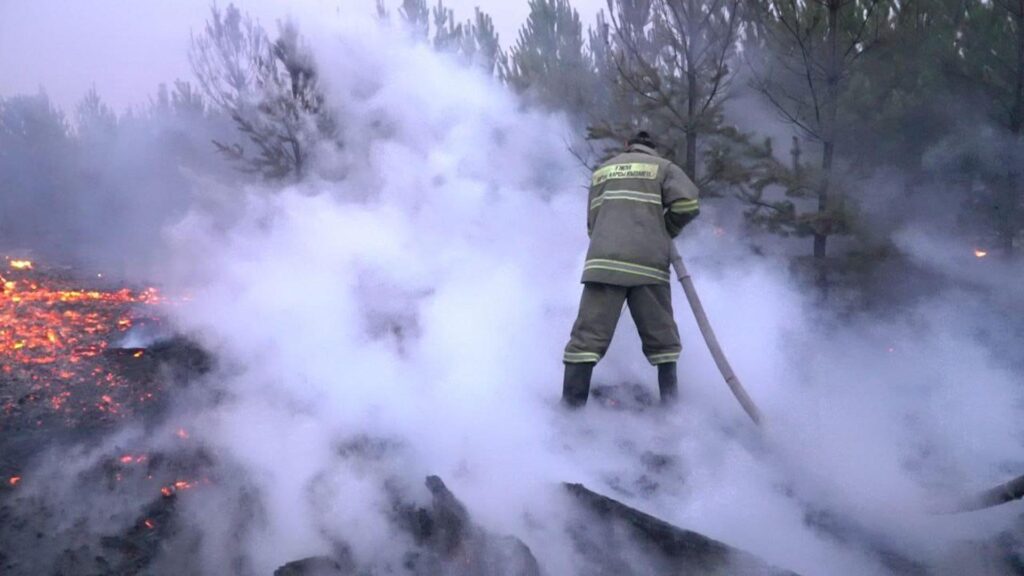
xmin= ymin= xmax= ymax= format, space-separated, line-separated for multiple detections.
xmin=591 ymin=163 xmax=660 ymax=187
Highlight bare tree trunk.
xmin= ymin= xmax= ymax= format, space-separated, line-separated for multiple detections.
xmin=291 ymin=133 xmax=304 ymax=181
xmin=791 ymin=136 xmax=802 ymax=176
xmin=813 ymin=0 xmax=842 ymax=297
xmin=686 ymin=65 xmax=698 ymax=180
xmin=1007 ymin=0 xmax=1024 ymax=254
xmin=816 ymin=141 xmax=835 ymax=259
xmin=1014 ymin=0 xmax=1024 ymax=137
xmin=684 ymin=0 xmax=699 ymax=181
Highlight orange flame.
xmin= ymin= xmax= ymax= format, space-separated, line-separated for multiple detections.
xmin=9 ymin=260 xmax=33 ymax=270
xmin=974 ymin=249 xmax=988 ymax=258
xmin=144 ymin=519 xmax=155 ymax=529
xmin=8 ymin=476 xmax=21 ymax=486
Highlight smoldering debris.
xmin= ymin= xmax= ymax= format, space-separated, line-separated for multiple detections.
xmin=0 ymin=442 xmax=216 ymax=575
xmin=274 ymin=556 xmax=353 ymax=576
xmin=0 ymin=260 xmax=214 ymax=575
xmin=563 ymin=481 xmax=798 ymax=576
xmin=2 ymin=394 xmax=800 ymax=576
xmin=271 ymin=473 xmax=802 ymax=576
xmin=0 ymin=261 xmax=211 ymax=481
xmin=388 ymin=475 xmax=542 ymax=576
xmin=2 ymin=296 xmax=1023 ymax=576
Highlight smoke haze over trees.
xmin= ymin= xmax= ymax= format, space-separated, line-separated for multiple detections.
xmin=5 ymin=0 xmax=1019 ymax=286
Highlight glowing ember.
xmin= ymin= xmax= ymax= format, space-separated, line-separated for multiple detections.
xmin=0 ymin=261 xmax=163 ymax=426
xmin=974 ymin=249 xmax=988 ymax=258
xmin=144 ymin=519 xmax=155 ymax=530
xmin=159 ymin=478 xmax=200 ymax=497
xmin=8 ymin=476 xmax=21 ymax=486
xmin=133 ymin=350 xmax=144 ymax=358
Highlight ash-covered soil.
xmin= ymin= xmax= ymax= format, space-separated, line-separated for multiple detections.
xmin=0 ymin=287 xmax=795 ymax=576
xmin=0 ymin=261 xmax=213 ymax=575
xmin=3 ymin=263 xmax=1018 ymax=576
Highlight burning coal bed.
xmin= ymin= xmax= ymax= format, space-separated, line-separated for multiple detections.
xmin=0 ymin=259 xmax=212 ymax=575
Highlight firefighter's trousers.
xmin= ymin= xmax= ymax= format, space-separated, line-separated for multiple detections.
xmin=563 ymin=282 xmax=681 ymax=365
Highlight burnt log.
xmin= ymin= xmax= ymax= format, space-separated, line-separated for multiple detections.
xmin=393 ymin=475 xmax=541 ymax=576
xmin=424 ymin=474 xmax=471 ymax=555
xmin=565 ymin=482 xmax=799 ymax=576
xmin=275 ymin=472 xmax=540 ymax=576
xmin=273 ymin=556 xmax=350 ymax=576
xmin=802 ymin=506 xmax=927 ymax=575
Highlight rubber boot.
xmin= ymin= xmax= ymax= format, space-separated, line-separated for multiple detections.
xmin=658 ymin=362 xmax=678 ymax=405
xmin=562 ymin=362 xmax=595 ymax=408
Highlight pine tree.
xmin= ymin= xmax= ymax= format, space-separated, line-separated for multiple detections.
xmin=588 ymin=0 xmax=742 ymax=181
xmin=0 ymin=92 xmax=73 ymax=249
xmin=398 ymin=0 xmax=430 ymax=39
xmin=502 ymin=0 xmax=595 ymax=119
xmin=956 ymin=0 xmax=1024 ymax=254
xmin=392 ymin=1 xmax=501 ymax=74
xmin=75 ymin=86 xmax=118 ymax=143
xmin=463 ymin=8 xmax=501 ymax=75
xmin=189 ymin=3 xmax=336 ymax=181
xmin=747 ymin=0 xmax=897 ymax=293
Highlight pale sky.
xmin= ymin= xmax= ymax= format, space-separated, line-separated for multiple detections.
xmin=0 ymin=0 xmax=606 ymax=114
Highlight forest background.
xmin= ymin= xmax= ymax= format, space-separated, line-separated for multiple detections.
xmin=1 ymin=0 xmax=1021 ymax=305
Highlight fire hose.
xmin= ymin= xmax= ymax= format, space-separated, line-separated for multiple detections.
xmin=950 ymin=473 xmax=1024 ymax=512
xmin=668 ymin=242 xmax=1024 ymax=512
xmin=668 ymin=242 xmax=762 ymax=425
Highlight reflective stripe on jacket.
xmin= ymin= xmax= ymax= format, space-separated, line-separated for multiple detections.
xmin=582 ymin=144 xmax=700 ymax=286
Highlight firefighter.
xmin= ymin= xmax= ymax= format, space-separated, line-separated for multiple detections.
xmin=562 ymin=131 xmax=700 ymax=407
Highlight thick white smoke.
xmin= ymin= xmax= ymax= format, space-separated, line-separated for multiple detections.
xmin=77 ymin=7 xmax=1024 ymax=575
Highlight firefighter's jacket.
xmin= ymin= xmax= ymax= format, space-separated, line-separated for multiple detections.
xmin=582 ymin=144 xmax=700 ymax=286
